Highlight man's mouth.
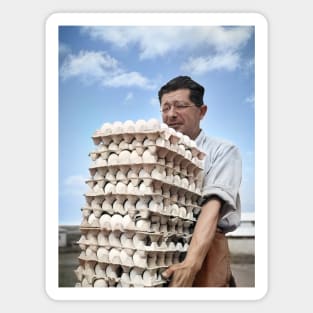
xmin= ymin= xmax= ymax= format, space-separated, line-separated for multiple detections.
xmin=168 ymin=123 xmax=182 ymax=128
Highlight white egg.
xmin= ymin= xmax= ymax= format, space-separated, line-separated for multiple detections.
xmin=179 ymin=206 xmax=187 ymax=218
xmin=118 ymin=150 xmax=131 ymax=164
xmin=127 ymin=181 xmax=138 ymax=194
xmin=108 ymin=141 xmax=119 ymax=151
xmin=160 ymin=122 xmax=169 ymax=131
xmin=130 ymin=268 xmax=144 ymax=286
xmin=81 ymin=277 xmax=91 ymax=287
xmin=106 ymin=264 xmax=119 ymax=280
xmin=104 ymin=182 xmax=115 ymax=194
xmin=97 ymin=247 xmax=109 ymax=263
xmin=107 ymin=153 xmax=119 ymax=165
xmin=143 ymin=270 xmax=158 ymax=285
xmin=142 ymin=150 xmax=157 ymax=163
xmin=108 ymin=231 xmax=122 ymax=247
xmin=121 ymin=272 xmax=131 ymax=284
xmin=138 ymin=181 xmax=153 ymax=194
xmin=74 ymin=265 xmax=84 ymax=281
xmin=85 ymin=246 xmax=97 ymax=260
xmin=123 ymin=120 xmax=136 ymax=132
xmin=115 ymin=181 xmax=127 ymax=194
xmin=112 ymin=121 xmax=123 ymax=134
xmin=93 ymin=278 xmax=108 ymax=287
xmin=147 ymin=118 xmax=160 ymax=130
xmin=100 ymin=122 xmax=112 ymax=135
xmin=133 ymin=251 xmax=148 ymax=268
xmin=136 ymin=219 xmax=151 ymax=232
xmin=120 ymin=249 xmax=134 ymax=266
xmin=122 ymin=214 xmax=135 ymax=230
xmin=171 ymin=204 xmax=180 ymax=216
xmin=124 ymin=199 xmax=136 ymax=213
xmin=181 ymin=177 xmax=189 ymax=189
xmin=99 ymin=214 xmax=111 ymax=230
xmin=87 ymin=213 xmax=99 ymax=227
xmin=120 ymin=233 xmax=135 ymax=249
xmin=130 ymin=150 xmax=142 ymax=163
xmin=110 ymin=214 xmax=123 ymax=232
xmin=135 ymin=119 xmax=147 ymax=132
xmin=173 ymin=174 xmax=181 ymax=187
xmin=118 ymin=140 xmax=129 ymax=150
xmin=95 ymin=263 xmax=106 ymax=276
xmin=115 ymin=170 xmax=127 ymax=181
xmin=97 ymin=232 xmax=109 ymax=246
xmin=184 ymin=149 xmax=192 ymax=160
xmin=132 ymin=234 xmax=146 ymax=250
xmin=109 ymin=247 xmax=121 ymax=264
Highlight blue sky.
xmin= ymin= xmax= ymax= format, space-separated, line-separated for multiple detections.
xmin=58 ymin=25 xmax=255 ymax=225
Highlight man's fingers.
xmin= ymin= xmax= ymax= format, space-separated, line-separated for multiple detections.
xmin=162 ymin=265 xmax=176 ymax=279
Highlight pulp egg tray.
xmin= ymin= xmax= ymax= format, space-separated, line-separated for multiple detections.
xmin=75 ymin=262 xmax=167 ymax=287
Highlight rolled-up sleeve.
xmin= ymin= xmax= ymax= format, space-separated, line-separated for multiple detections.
xmin=199 ymin=139 xmax=242 ymax=232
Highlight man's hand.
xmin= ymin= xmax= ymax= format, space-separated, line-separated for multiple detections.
xmin=162 ymin=260 xmax=198 ymax=287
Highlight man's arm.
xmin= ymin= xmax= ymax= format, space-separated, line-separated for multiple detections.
xmin=162 ymin=197 xmax=222 ymax=287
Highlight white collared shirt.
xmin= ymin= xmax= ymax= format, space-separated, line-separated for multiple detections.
xmin=195 ymin=130 xmax=242 ymax=232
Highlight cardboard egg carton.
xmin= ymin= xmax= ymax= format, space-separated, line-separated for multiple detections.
xmin=75 ymin=119 xmax=205 ymax=288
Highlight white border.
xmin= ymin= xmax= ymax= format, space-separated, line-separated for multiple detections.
xmin=45 ymin=12 xmax=268 ymax=301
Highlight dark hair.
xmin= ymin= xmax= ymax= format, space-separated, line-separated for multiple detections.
xmin=158 ymin=76 xmax=205 ymax=106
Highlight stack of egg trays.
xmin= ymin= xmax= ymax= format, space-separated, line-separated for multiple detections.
xmin=74 ymin=121 xmax=205 ymax=288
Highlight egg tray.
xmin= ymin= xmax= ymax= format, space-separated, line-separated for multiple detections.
xmin=87 ymin=167 xmax=203 ymax=190
xmin=78 ymin=221 xmax=194 ymax=239
xmin=81 ymin=207 xmax=197 ymax=225
xmin=84 ymin=189 xmax=201 ymax=208
xmin=81 ymin=214 xmax=195 ymax=235
xmin=89 ymin=148 xmax=204 ymax=178
xmin=76 ymin=236 xmax=189 ymax=253
xmin=75 ymin=273 xmax=167 ymax=288
xmin=78 ymin=228 xmax=192 ymax=244
xmin=86 ymin=173 xmax=203 ymax=196
xmin=75 ymin=277 xmax=167 ymax=288
xmin=79 ymin=217 xmax=194 ymax=236
xmin=84 ymin=176 xmax=202 ymax=199
xmin=89 ymin=142 xmax=204 ymax=170
xmin=91 ymin=128 xmax=205 ymax=160
xmin=77 ymin=249 xmax=184 ymax=270
xmin=81 ymin=199 xmax=199 ymax=221
xmin=83 ymin=193 xmax=201 ymax=213
xmin=74 ymin=261 xmax=169 ymax=287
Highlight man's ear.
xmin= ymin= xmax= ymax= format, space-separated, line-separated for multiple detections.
xmin=199 ymin=105 xmax=208 ymax=120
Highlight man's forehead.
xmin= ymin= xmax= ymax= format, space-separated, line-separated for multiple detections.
xmin=161 ymin=88 xmax=191 ymax=103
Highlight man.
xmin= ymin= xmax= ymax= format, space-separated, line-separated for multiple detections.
xmin=159 ymin=76 xmax=242 ymax=287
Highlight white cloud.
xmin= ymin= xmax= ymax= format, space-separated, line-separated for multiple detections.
xmin=62 ymin=175 xmax=86 ymax=196
xmin=124 ymin=92 xmax=133 ymax=102
xmin=64 ymin=175 xmax=85 ymax=186
xmin=59 ymin=42 xmax=71 ymax=56
xmin=245 ymin=95 xmax=255 ymax=109
xmin=82 ymin=26 xmax=253 ymax=60
xmin=150 ymin=97 xmax=160 ymax=107
xmin=60 ymin=50 xmax=155 ymax=89
xmin=104 ymin=72 xmax=155 ymax=89
xmin=245 ymin=95 xmax=255 ymax=103
xmin=181 ymin=52 xmax=240 ymax=75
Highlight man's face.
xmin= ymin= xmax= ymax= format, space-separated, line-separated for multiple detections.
xmin=160 ymin=88 xmax=207 ymax=140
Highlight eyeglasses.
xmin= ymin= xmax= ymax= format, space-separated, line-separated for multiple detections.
xmin=160 ymin=102 xmax=196 ymax=114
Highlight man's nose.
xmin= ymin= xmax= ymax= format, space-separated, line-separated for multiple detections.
xmin=167 ymin=105 xmax=178 ymax=117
